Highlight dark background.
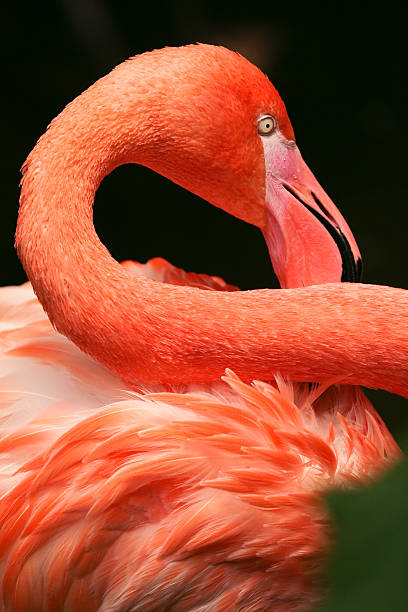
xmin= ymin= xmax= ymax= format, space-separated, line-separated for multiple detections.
xmin=2 ymin=1 xmax=407 ymax=438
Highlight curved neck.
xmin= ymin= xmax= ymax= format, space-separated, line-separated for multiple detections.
xmin=16 ymin=78 xmax=408 ymax=398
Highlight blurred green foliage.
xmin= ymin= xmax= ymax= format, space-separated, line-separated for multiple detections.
xmin=322 ymin=442 xmax=408 ymax=611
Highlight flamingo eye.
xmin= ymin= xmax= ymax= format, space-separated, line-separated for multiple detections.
xmin=257 ymin=115 xmax=276 ymax=136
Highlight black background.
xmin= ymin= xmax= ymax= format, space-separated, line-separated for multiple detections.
xmin=2 ymin=1 xmax=407 ymax=438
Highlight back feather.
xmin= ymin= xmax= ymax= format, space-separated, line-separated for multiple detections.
xmin=0 ymin=280 xmax=399 ymax=611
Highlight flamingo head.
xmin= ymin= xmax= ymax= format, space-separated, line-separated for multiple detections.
xmin=110 ymin=44 xmax=361 ymax=289
xmin=29 ymin=44 xmax=362 ymax=290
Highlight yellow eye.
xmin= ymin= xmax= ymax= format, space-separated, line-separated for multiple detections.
xmin=257 ymin=115 xmax=276 ymax=136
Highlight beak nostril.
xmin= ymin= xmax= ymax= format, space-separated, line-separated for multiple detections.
xmin=356 ymin=256 xmax=363 ymax=282
xmin=310 ymin=192 xmax=338 ymax=227
xmin=280 ymin=183 xmax=304 ymax=207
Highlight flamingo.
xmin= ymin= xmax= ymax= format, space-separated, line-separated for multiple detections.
xmin=0 ymin=43 xmax=407 ymax=610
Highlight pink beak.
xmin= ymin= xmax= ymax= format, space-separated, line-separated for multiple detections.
xmin=262 ymin=143 xmax=362 ymax=289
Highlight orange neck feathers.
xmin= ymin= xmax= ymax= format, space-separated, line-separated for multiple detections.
xmin=16 ymin=45 xmax=408 ymax=395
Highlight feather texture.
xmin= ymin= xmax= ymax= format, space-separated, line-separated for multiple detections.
xmin=0 ymin=280 xmax=399 ymax=610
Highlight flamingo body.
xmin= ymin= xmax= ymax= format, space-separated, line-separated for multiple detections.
xmin=0 ymin=281 xmax=399 ymax=610
xmin=0 ymin=44 xmax=406 ymax=610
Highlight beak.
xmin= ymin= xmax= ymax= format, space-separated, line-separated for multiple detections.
xmin=262 ymin=143 xmax=362 ymax=289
